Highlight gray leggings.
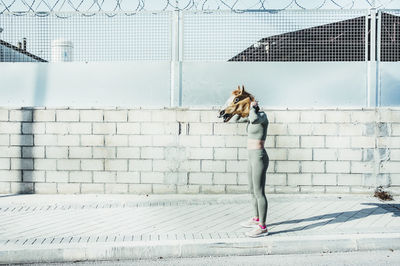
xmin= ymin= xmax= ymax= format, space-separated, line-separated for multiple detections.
xmin=247 ymin=149 xmax=269 ymax=224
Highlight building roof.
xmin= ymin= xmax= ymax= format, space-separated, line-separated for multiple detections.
xmin=0 ymin=39 xmax=47 ymax=62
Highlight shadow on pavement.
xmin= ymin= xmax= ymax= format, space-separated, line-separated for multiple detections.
xmin=268 ymin=202 xmax=400 ymax=236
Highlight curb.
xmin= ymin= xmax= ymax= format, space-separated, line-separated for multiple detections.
xmin=2 ymin=233 xmax=400 ymax=264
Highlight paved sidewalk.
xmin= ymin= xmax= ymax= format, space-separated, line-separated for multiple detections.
xmin=0 ymin=194 xmax=400 ymax=264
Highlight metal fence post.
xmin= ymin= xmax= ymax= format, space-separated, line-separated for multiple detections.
xmin=367 ymin=9 xmax=378 ymax=107
xmin=376 ymin=10 xmax=382 ymax=107
xmin=170 ymin=10 xmax=183 ymax=107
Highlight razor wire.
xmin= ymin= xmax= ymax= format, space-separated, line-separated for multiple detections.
xmin=0 ymin=0 xmax=398 ymax=16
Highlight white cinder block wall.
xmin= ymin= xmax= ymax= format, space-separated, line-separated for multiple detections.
xmin=0 ymin=108 xmax=399 ymax=195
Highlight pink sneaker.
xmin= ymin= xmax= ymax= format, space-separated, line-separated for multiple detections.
xmin=245 ymin=225 xmax=269 ymax=238
xmin=240 ymin=217 xmax=259 ymax=228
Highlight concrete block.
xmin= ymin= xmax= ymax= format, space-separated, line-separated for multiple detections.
xmin=164 ymin=172 xmax=188 ymax=185
xmin=325 ymin=186 xmax=350 ymax=193
xmin=105 ymin=159 xmax=128 ymax=171
xmin=141 ymin=122 xmax=165 ymax=135
xmin=268 ymin=123 xmax=288 ymax=135
xmin=313 ymin=149 xmax=337 ymax=160
xmin=46 ymin=170 xmax=69 ymax=183
xmin=326 ymin=161 xmax=351 ymax=173
xmin=116 ymin=147 xmax=140 ymax=159
xmin=10 ymin=135 xmax=33 ymax=146
xmin=363 ymin=174 xmax=389 ymax=186
xmin=81 ymin=183 xmax=105 ymax=194
xmin=276 ymin=161 xmax=300 ymax=173
xmin=378 ymin=137 xmax=400 ymax=148
xmin=57 ymin=183 xmax=80 ymax=194
xmin=301 ymin=136 xmax=324 ymax=148
xmin=151 ymin=110 xmax=177 ymax=122
xmin=201 ymin=185 xmax=226 ymax=193
xmin=0 ymin=146 xmax=21 ymax=158
xmin=300 ymin=111 xmax=325 ymax=123
xmin=129 ymin=135 xmax=152 ymax=147
xmin=0 ymin=122 xmax=20 ymax=134
xmin=313 ymin=124 xmax=338 ymax=136
xmin=177 ymin=185 xmax=200 ymax=194
xmin=129 ymin=159 xmax=152 ymax=171
xmin=22 ymin=122 xmax=45 ymax=134
xmin=23 ymin=171 xmax=45 ymax=182
xmin=117 ymin=123 xmax=140 ymax=135
xmin=392 ymin=124 xmax=400 ymax=136
xmin=214 ymin=173 xmax=237 ymax=184
xmin=69 ymin=171 xmax=92 ymax=183
xmin=214 ymin=123 xmax=238 ymax=135
xmin=0 ymin=109 xmax=8 ymax=121
xmin=287 ymin=124 xmax=312 ymax=136
xmin=226 ymin=185 xmax=248 ymax=193
xmin=68 ymin=123 xmax=92 ymax=134
xmin=35 ymin=159 xmax=57 ymax=170
xmin=177 ymin=111 xmax=200 ymax=123
xmin=81 ymin=159 xmax=103 ymax=171
xmin=93 ymin=123 xmax=116 ymax=134
xmin=200 ymin=111 xmax=220 ymax=123
xmin=214 ymin=148 xmax=238 ymax=160
xmin=153 ymin=184 xmax=177 ymax=193
xmin=325 ymin=137 xmax=351 ymax=148
xmin=288 ymin=149 xmax=312 ymax=160
xmin=10 ymin=110 xmax=32 ymax=122
xmin=226 ymin=160 xmax=247 ymax=173
xmin=202 ymin=160 xmax=225 ymax=172
xmin=189 ymin=172 xmax=213 ymax=185
xmin=116 ymin=172 xmax=140 ymax=184
xmin=0 ymin=158 xmax=9 ymax=170
xmin=238 ymin=148 xmax=247 ymax=160
xmin=391 ymin=149 xmax=400 ymax=160
xmin=46 ymin=147 xmax=68 ymax=158
xmin=274 ymin=186 xmax=300 ymax=193
xmin=288 ymin=174 xmax=312 ymax=185
xmin=300 ymin=186 xmax=325 ymax=193
xmin=56 ymin=110 xmax=79 ymax=122
xmin=141 ymin=172 xmax=164 ymax=184
xmin=11 ymin=158 xmax=33 ymax=170
xmin=104 ymin=110 xmax=127 ymax=122
xmin=266 ymin=174 xmax=287 ymax=185
xmin=153 ymin=135 xmax=176 ymax=147
xmin=69 ymin=147 xmax=92 ymax=158
xmin=179 ymin=160 xmax=201 ymax=172
xmin=33 ymin=110 xmax=55 ymax=122
xmin=129 ymin=184 xmax=152 ymax=194
xmin=34 ymin=183 xmax=57 ymax=194
xmin=351 ymin=136 xmax=375 ymax=148
xmin=325 ymin=111 xmax=351 ymax=123
xmin=93 ymin=171 xmax=116 ymax=183
xmin=0 ymin=182 xmax=10 ymax=193
xmin=337 ymin=174 xmax=363 ymax=186
xmin=189 ymin=123 xmax=213 ymax=135
xmin=201 ymin=136 xmax=225 ymax=147
xmin=338 ymin=124 xmax=364 ymax=136
xmin=11 ymin=182 xmax=34 ymax=194
xmin=274 ymin=111 xmax=299 ymax=123
xmin=81 ymin=135 xmax=104 ymax=146
xmin=141 ymin=147 xmax=164 ymax=159
xmin=57 ymin=159 xmax=80 ymax=170
xmin=80 ymin=110 xmax=103 ymax=122
xmin=187 ymin=147 xmax=213 ymax=160
xmin=57 ymin=135 xmax=80 ymax=146
xmin=128 ymin=110 xmax=152 ymax=122
xmin=34 ymin=135 xmax=57 ymax=150
xmin=380 ymin=161 xmax=400 ymax=173
xmin=302 ymin=161 xmax=325 ymax=173
xmin=313 ymin=174 xmax=337 ymax=185
xmin=105 ymin=184 xmax=128 ymax=194
xmin=351 ymin=111 xmax=376 ymax=123
xmin=379 ymin=109 xmax=400 ymax=122
xmin=0 ymin=170 xmax=21 ymax=182
xmin=45 ymin=122 xmax=69 ymax=134
xmin=225 ymin=136 xmax=247 ymax=148
xmin=268 ymin=149 xmax=287 ymax=160
xmin=351 ymin=162 xmax=375 ymax=174
xmin=276 ymin=136 xmax=299 ymax=148
xmin=391 ymin=174 xmax=400 ymax=185
xmin=178 ymin=136 xmax=201 ymax=147
xmin=337 ymin=149 xmax=362 ymax=161
xmin=105 ymin=135 xmax=128 ymax=147
xmin=0 ymin=135 xmax=9 ymax=146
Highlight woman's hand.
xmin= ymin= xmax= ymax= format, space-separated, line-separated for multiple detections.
xmin=250 ymin=101 xmax=258 ymax=108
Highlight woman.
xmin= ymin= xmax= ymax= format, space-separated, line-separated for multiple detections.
xmin=232 ymin=100 xmax=269 ymax=237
